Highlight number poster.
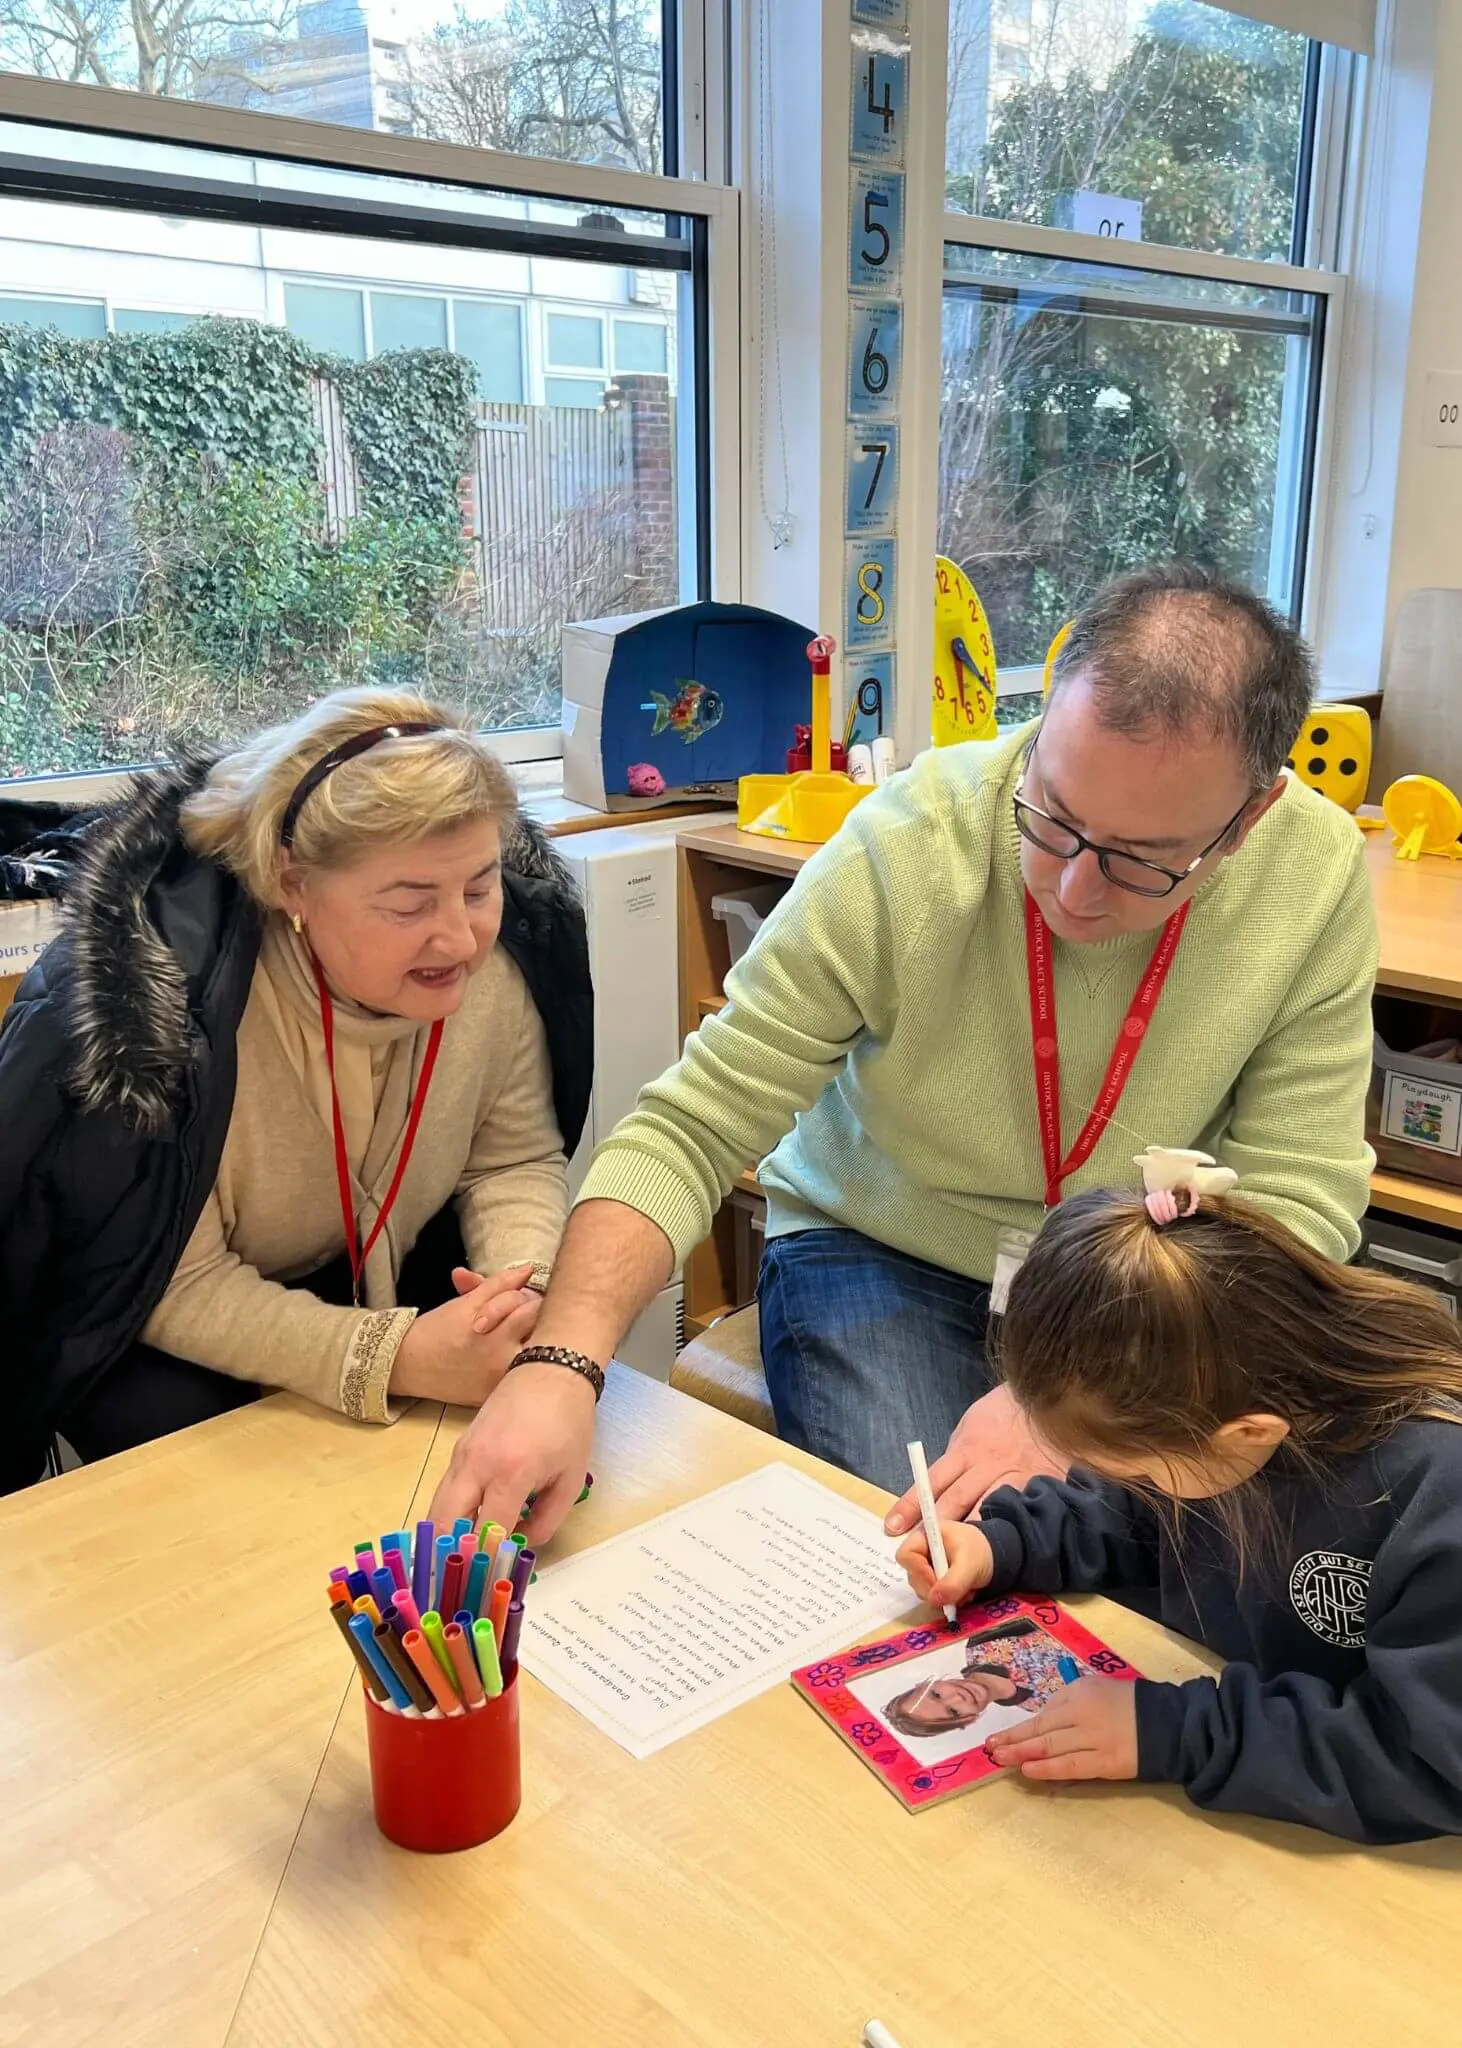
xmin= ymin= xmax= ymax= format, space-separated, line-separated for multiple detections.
xmin=792 ymin=1597 xmax=1141 ymax=1812
xmin=843 ymin=2 xmax=911 ymax=724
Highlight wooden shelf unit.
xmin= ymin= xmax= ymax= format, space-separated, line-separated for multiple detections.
xmin=675 ymin=819 xmax=1462 ymax=1336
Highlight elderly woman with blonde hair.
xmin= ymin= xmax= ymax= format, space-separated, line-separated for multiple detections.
xmin=0 ymin=688 xmax=591 ymax=1490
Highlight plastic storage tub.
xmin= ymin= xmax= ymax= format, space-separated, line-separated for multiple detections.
xmin=711 ymin=882 xmax=786 ymax=966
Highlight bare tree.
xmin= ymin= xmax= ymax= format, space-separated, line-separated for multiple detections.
xmin=397 ymin=9 xmax=534 ymax=155
xmin=0 ymin=0 xmax=297 ymax=98
xmin=399 ymin=0 xmax=662 ymax=170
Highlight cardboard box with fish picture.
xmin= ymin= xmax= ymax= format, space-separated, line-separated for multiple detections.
xmin=560 ymin=600 xmax=817 ymax=812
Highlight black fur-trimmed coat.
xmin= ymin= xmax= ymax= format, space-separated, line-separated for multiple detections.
xmin=0 ymin=760 xmax=592 ymax=1493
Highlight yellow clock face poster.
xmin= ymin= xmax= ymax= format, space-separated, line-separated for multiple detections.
xmin=932 ymin=557 xmax=998 ymax=747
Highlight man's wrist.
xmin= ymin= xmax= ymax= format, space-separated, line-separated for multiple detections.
xmin=508 ymin=1345 xmax=606 ymax=1402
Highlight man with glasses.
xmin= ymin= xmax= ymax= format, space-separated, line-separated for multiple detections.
xmin=430 ymin=564 xmax=1377 ymax=1541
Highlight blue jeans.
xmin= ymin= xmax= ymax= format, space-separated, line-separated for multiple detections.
xmin=758 ymin=1228 xmax=993 ymax=1494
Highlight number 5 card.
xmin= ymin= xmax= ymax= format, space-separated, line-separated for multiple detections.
xmin=849 ymin=166 xmax=905 ymax=294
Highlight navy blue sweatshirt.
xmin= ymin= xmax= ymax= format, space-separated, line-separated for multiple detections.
xmin=976 ymin=1415 xmax=1462 ymax=1843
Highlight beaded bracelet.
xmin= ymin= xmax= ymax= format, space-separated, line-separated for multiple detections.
xmin=508 ymin=1343 xmax=606 ymax=1402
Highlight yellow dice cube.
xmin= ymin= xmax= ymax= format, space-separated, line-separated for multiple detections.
xmin=1285 ymin=705 xmax=1372 ymax=812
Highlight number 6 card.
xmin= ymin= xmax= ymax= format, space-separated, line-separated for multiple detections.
xmin=848 ymin=300 xmax=902 ymax=418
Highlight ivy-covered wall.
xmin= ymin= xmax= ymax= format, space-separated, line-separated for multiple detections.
xmin=0 ymin=318 xmax=479 ymax=776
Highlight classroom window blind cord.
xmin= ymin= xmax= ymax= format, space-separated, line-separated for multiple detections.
xmin=755 ymin=0 xmax=794 ymax=552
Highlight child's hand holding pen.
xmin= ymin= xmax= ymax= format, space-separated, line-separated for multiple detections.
xmin=895 ymin=1518 xmax=996 ymax=1610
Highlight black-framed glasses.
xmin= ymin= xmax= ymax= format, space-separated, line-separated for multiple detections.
xmin=1012 ymin=742 xmax=1255 ymax=900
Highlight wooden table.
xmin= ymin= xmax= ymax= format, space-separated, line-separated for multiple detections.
xmin=5 ymin=1375 xmax=1459 ymax=2046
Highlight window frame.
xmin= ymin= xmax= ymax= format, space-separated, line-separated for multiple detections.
xmin=938 ymin=33 xmax=1359 ymax=697
xmin=0 ymin=61 xmax=739 ymax=790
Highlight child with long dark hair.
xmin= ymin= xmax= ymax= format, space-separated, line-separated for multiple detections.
xmin=896 ymin=1185 xmax=1462 ymax=1842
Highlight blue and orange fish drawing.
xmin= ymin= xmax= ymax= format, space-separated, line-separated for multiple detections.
xmin=642 ymin=679 xmax=724 ymax=742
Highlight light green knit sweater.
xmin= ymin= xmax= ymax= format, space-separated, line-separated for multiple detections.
xmin=578 ymin=726 xmax=1379 ymax=1280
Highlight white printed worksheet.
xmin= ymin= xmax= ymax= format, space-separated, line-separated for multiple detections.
xmin=517 ymin=1463 xmax=914 ymax=1757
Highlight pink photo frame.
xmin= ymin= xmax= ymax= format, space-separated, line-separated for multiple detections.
xmin=791 ymin=1594 xmax=1141 ymax=1811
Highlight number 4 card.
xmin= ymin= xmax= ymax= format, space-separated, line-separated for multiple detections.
xmin=846 ymin=421 xmax=899 ymax=535
xmin=851 ymin=45 xmax=907 ymax=166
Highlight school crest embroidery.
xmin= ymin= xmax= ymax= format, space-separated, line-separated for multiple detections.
xmin=1288 ymin=1550 xmax=1372 ymax=1649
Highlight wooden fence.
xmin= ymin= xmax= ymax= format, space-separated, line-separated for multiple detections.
xmin=311 ymin=378 xmax=636 ymax=628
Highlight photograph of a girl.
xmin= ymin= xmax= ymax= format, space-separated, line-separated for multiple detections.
xmin=851 ymin=1619 xmax=1086 ymax=1764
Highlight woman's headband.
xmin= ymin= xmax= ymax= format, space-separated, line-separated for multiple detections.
xmin=278 ymin=723 xmax=444 ymax=851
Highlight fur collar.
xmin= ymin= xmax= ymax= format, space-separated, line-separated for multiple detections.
xmin=58 ymin=753 xmax=577 ymax=1136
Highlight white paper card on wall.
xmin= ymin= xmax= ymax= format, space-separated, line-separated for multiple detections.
xmin=844 ymin=535 xmax=897 ymax=651
xmin=1067 ymin=190 xmax=1144 ymax=242
xmin=849 ymin=167 xmax=906 ymax=295
xmin=845 ymin=421 xmax=900 ymax=535
xmin=848 ymin=299 xmax=902 ymax=419
xmin=1425 ymin=373 xmax=1462 ymax=449
xmin=850 ymin=44 xmax=908 ymax=167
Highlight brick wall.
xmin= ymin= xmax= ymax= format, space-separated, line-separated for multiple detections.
xmin=618 ymin=374 xmax=678 ymax=604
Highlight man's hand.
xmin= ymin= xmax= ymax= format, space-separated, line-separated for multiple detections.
xmin=427 ymin=1361 xmax=596 ymax=1542
xmin=985 ymin=1676 xmax=1138 ymax=1782
xmin=895 ymin=1518 xmax=995 ymax=1610
xmin=884 ymin=1385 xmax=1066 ymax=1535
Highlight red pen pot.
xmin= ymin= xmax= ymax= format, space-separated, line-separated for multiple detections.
xmin=363 ymin=1674 xmax=521 ymax=1852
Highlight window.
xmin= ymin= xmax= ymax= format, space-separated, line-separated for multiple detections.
xmin=940 ymin=4 xmax=1350 ymax=684
xmin=0 ymin=121 xmax=707 ymax=783
xmin=946 ymin=0 xmax=1315 ymax=263
xmin=613 ymin=318 xmax=669 ymax=374
xmin=453 ymin=300 xmax=524 ymax=404
xmin=544 ymin=377 xmax=607 ymax=409
xmin=114 ymin=308 xmax=198 ymax=334
xmin=0 ymin=2 xmax=673 ymax=174
xmin=371 ymin=292 xmax=448 ymax=354
xmin=0 ymin=294 xmax=105 ymax=338
xmin=284 ymin=282 xmax=366 ymax=362
xmin=941 ymin=247 xmax=1322 ymax=668
xmin=546 ymin=312 xmax=606 ymax=370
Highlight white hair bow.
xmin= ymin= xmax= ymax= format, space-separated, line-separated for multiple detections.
xmin=1134 ymin=1145 xmax=1238 ymax=1224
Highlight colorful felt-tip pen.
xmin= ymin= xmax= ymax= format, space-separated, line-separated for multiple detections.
xmin=441 ymin=1551 xmax=465 ymax=1620
xmin=452 ymin=1517 xmax=473 ymax=1543
xmin=391 ymin=1588 xmax=422 ymax=1634
xmin=354 ymin=1542 xmax=377 ymax=1575
xmin=492 ymin=1537 xmax=517 ymax=1589
xmin=478 ymin=1520 xmax=505 ymax=1554
xmin=445 ymin=1622 xmax=486 ymax=1708
xmin=370 ymin=1566 xmax=397 ymax=1613
xmin=432 ymin=1532 xmax=454 ymax=1611
xmin=375 ymin=1619 xmax=435 ymax=1714
xmin=346 ymin=1568 xmax=371 ymax=1606
xmin=421 ymin=1609 xmax=457 ymax=1689
xmin=350 ymin=1612 xmax=411 ymax=1713
xmin=412 ymin=1520 xmax=434 ymax=1610
xmin=403 ymin=1627 xmax=461 ymax=1716
xmin=464 ymin=1550 xmax=492 ymax=1620
xmin=352 ymin=1593 xmax=383 ymax=1628
xmin=488 ymin=1578 xmax=513 ymax=1651
xmin=472 ymin=1617 xmax=504 ymax=1697
xmin=331 ymin=1598 xmax=388 ymax=1699
xmin=383 ymin=1546 xmax=409 ymax=1593
xmin=510 ymin=1545 xmax=536 ymax=1605
xmin=500 ymin=1598 xmax=525 ymax=1678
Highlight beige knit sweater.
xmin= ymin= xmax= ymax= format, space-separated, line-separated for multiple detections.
xmin=143 ymin=916 xmax=568 ymax=1423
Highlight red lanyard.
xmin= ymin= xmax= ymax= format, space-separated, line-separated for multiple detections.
xmin=313 ymin=957 xmax=444 ymax=1306
xmin=1025 ymin=891 xmax=1190 ymax=1210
